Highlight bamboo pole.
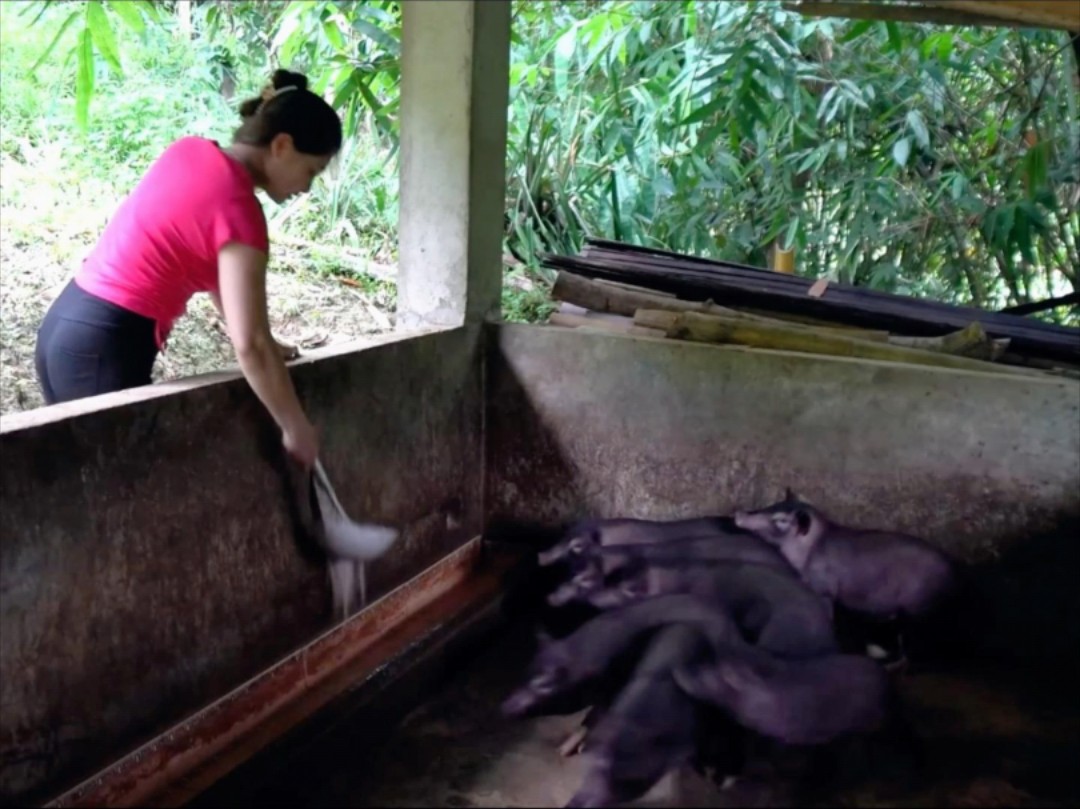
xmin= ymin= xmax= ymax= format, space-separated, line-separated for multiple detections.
xmin=772 ymin=245 xmax=795 ymax=274
xmin=887 ymin=322 xmax=990 ymax=356
xmin=553 ymin=271 xmax=891 ymax=342
xmin=633 ymin=310 xmax=1048 ymax=377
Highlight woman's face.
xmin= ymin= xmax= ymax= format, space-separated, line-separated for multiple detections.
xmin=262 ymin=133 xmax=333 ymax=203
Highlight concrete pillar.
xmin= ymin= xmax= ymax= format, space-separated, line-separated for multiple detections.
xmin=396 ymin=0 xmax=511 ymax=330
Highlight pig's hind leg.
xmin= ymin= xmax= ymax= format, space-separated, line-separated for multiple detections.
xmin=559 ymin=706 xmax=596 ymax=757
xmin=693 ymin=708 xmax=748 ymax=788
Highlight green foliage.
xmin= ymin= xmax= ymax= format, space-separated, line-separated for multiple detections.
xmin=0 ymin=2 xmax=395 ymax=263
xmin=502 ymin=272 xmax=557 ymax=324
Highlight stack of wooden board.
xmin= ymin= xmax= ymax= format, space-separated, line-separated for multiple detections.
xmin=541 ymin=240 xmax=1080 ymax=379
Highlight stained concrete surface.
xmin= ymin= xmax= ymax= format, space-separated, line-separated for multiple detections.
xmin=232 ymin=623 xmax=1080 ymax=809
xmin=487 ymin=325 xmax=1080 ymax=561
xmin=0 ymin=327 xmax=485 ymax=805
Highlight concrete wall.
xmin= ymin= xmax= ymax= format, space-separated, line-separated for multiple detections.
xmin=0 ymin=327 xmax=484 ymax=805
xmin=486 ymin=325 xmax=1080 ymax=560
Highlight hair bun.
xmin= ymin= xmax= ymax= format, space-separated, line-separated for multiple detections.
xmin=271 ymin=69 xmax=308 ymax=93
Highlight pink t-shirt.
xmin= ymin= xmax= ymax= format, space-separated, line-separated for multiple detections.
xmin=76 ymin=136 xmax=269 ymax=348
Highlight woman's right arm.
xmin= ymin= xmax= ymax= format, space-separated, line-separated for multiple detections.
xmin=217 ymin=241 xmax=319 ymax=466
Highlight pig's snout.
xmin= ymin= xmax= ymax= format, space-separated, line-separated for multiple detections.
xmin=733 ymin=511 xmax=774 ymax=538
xmin=537 ymin=546 xmax=564 ymax=566
xmin=548 ymin=584 xmax=578 ymax=607
xmin=502 ymin=689 xmax=537 ymax=717
xmin=588 ymin=588 xmax=627 ymax=610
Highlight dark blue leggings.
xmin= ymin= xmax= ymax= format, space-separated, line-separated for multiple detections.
xmin=35 ymin=280 xmax=159 ymax=405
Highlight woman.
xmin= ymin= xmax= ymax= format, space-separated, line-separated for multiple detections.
xmin=34 ymin=69 xmax=336 ymax=467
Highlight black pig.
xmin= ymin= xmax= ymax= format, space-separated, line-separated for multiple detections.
xmin=734 ymin=490 xmax=956 ymax=636
xmin=537 ymin=515 xmax=744 ymax=567
xmin=588 ymin=560 xmax=838 ymax=659
xmin=565 ymin=625 xmax=720 ymax=808
xmin=501 ymin=594 xmax=739 ymax=718
xmin=673 ymin=646 xmax=890 ymax=747
xmin=547 ymin=531 xmax=790 ymax=608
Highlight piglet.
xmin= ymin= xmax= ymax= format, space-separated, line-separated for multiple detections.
xmin=501 ymin=594 xmax=740 ymax=718
xmin=673 ymin=646 xmax=890 ymax=747
xmin=588 ymin=560 xmax=838 ymax=659
xmin=537 ymin=515 xmax=743 ymax=567
xmin=565 ymin=625 xmax=719 ymax=808
xmin=734 ymin=489 xmax=955 ymax=664
xmin=547 ymin=530 xmax=790 ymax=608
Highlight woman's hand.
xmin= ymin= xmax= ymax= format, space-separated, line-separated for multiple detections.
xmin=275 ymin=339 xmax=300 ymax=361
xmin=282 ymin=417 xmax=320 ymax=468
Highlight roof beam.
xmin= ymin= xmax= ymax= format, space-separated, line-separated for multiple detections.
xmin=784 ymin=1 xmax=1080 ymax=31
xmin=923 ymin=1 xmax=1080 ymax=32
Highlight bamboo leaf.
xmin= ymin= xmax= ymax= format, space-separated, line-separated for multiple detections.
xmin=1014 ymin=208 xmax=1034 ymax=263
xmin=892 ymin=137 xmax=911 ymax=167
xmin=795 ymin=148 xmax=819 ymax=174
xmin=905 ymin=110 xmax=929 ymax=149
xmin=885 ymin=21 xmax=903 ymax=53
xmin=1024 ymin=141 xmax=1048 ymax=193
xmin=936 ymin=32 xmax=954 ymax=62
xmin=352 ymin=16 xmax=399 ymax=55
xmin=322 ymin=19 xmax=345 ymax=50
xmin=950 ymin=173 xmax=966 ymax=201
xmin=839 ymin=19 xmax=874 ymax=43
xmin=86 ymin=1 xmax=122 ymax=77
xmin=781 ymin=217 xmax=799 ymax=250
xmin=679 ymin=94 xmax=727 ymax=127
xmin=358 ymin=5 xmax=397 ymax=26
xmin=105 ymin=0 xmax=145 ymax=35
xmin=817 ymin=84 xmax=839 ymax=122
xmin=75 ymin=27 xmax=94 ymax=131
xmin=127 ymin=1 xmax=161 ymax=23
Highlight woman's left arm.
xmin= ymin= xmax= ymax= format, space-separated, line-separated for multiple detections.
xmin=210 ymin=289 xmax=298 ymax=361
xmin=210 ymin=290 xmax=227 ymax=320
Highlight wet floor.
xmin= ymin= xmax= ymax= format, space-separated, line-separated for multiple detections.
xmin=230 ymin=621 xmax=1080 ymax=809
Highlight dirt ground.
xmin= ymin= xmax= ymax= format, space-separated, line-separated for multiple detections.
xmin=189 ymin=622 xmax=1080 ymax=808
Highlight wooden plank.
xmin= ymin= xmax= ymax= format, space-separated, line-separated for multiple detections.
xmin=594 ymin=278 xmax=677 ymax=298
xmin=573 ymin=241 xmax=1080 ymax=349
xmin=554 ymin=271 xmax=891 ymax=341
xmin=548 ymin=251 xmax=1076 ymax=349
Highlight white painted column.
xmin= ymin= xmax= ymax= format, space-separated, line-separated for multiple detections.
xmin=396 ymin=0 xmax=511 ymax=330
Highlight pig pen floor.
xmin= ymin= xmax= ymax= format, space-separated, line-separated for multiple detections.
xmin=194 ymin=623 xmax=1080 ymax=809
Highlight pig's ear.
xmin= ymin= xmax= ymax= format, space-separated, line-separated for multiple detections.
xmin=795 ymin=509 xmax=812 ymax=536
xmin=672 ymin=665 xmax=711 ymax=703
xmin=786 ymin=486 xmax=812 ymax=504
xmin=719 ymin=659 xmax=758 ymax=691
